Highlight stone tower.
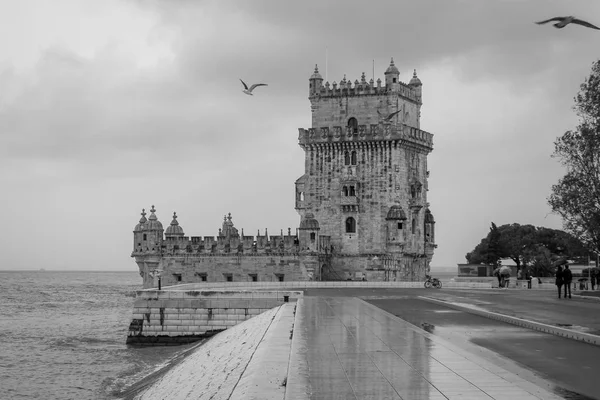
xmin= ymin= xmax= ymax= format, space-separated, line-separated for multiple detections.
xmin=296 ymin=59 xmax=436 ymax=280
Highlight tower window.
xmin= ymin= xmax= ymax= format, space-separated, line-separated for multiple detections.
xmin=397 ymin=222 xmax=403 ymax=230
xmin=412 ymin=219 xmax=416 ymax=234
xmin=393 ymin=78 xmax=397 ymax=83
xmin=143 ymin=234 xmax=147 ymax=241
xmin=351 ymin=151 xmax=357 ymax=165
xmin=342 ymin=186 xmax=348 ymax=196
xmin=349 ymin=186 xmax=356 ymax=196
xmin=347 ymin=117 xmax=358 ymax=133
xmin=299 ymin=192 xmax=304 ymax=201
xmin=310 ymin=232 xmax=316 ymax=242
xmin=344 ymin=151 xmax=350 ymax=165
xmin=346 ymin=217 xmax=356 ymax=233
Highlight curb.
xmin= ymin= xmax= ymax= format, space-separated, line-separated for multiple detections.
xmin=419 ymin=296 xmax=600 ymax=347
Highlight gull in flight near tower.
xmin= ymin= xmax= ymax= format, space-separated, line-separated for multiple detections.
xmin=535 ymin=16 xmax=600 ymax=30
xmin=377 ymin=109 xmax=402 ymax=122
xmin=240 ymin=79 xmax=268 ymax=95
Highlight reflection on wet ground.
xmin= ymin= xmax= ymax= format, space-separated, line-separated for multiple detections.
xmin=367 ymin=297 xmax=600 ymax=400
xmin=290 ymin=297 xmax=567 ymax=400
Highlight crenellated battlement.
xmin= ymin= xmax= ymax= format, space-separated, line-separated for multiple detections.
xmin=313 ymin=76 xmax=420 ymax=103
xmin=298 ymin=124 xmax=433 ymax=150
xmin=135 ymin=233 xmax=304 ymax=256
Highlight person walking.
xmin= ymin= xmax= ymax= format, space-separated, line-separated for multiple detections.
xmin=526 ymin=271 xmax=532 ymax=289
xmin=563 ymin=265 xmax=572 ymax=299
xmin=555 ymin=265 xmax=564 ymax=299
xmin=493 ymin=268 xmax=501 ymax=288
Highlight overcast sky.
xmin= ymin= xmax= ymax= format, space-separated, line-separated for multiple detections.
xmin=1 ymin=0 xmax=599 ymax=271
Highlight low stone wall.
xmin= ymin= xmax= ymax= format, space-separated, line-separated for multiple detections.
xmin=126 ymin=289 xmax=303 ymax=346
xmin=166 ymin=280 xmax=493 ymax=291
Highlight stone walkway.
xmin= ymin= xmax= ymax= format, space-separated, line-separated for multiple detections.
xmin=286 ymin=297 xmax=565 ymax=400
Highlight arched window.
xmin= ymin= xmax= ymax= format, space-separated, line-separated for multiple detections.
xmin=347 ymin=117 xmax=358 ymax=133
xmin=411 ymin=185 xmax=416 ymax=198
xmin=349 ymin=186 xmax=355 ymax=196
xmin=310 ymin=232 xmax=316 ymax=242
xmin=351 ymin=151 xmax=357 ymax=165
xmin=411 ymin=219 xmax=416 ymax=234
xmin=299 ymin=192 xmax=305 ymax=201
xmin=143 ymin=234 xmax=147 ymax=241
xmin=344 ymin=151 xmax=350 ymax=165
xmin=346 ymin=217 xmax=356 ymax=233
xmin=342 ymin=186 xmax=348 ymax=196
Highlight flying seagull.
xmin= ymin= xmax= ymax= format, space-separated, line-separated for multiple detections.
xmin=240 ymin=79 xmax=268 ymax=95
xmin=377 ymin=109 xmax=402 ymax=122
xmin=535 ymin=16 xmax=600 ymax=30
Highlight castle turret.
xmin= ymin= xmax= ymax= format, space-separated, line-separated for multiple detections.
xmin=221 ymin=213 xmax=239 ymax=238
xmin=165 ymin=212 xmax=185 ymax=238
xmin=424 ymin=208 xmax=435 ymax=245
xmin=309 ymin=64 xmax=323 ymax=97
xmin=298 ymin=213 xmax=320 ymax=252
xmin=386 ymin=205 xmax=408 ymax=248
xmin=133 ymin=208 xmax=147 ymax=253
xmin=408 ymin=69 xmax=423 ymax=105
xmin=384 ymin=58 xmax=400 ymax=91
xmin=145 ymin=205 xmax=164 ymax=253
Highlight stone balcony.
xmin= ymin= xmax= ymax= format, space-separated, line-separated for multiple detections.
xmin=298 ymin=124 xmax=433 ymax=150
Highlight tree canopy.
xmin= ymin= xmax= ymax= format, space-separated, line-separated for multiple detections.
xmin=548 ymin=60 xmax=600 ymax=256
xmin=465 ymin=223 xmax=588 ymax=276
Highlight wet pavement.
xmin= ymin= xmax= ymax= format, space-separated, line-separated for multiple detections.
xmin=368 ymin=297 xmax=600 ymax=400
xmin=305 ymin=287 xmax=600 ymax=336
xmin=287 ymin=296 xmax=570 ymax=400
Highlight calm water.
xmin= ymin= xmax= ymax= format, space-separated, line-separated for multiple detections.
xmin=0 ymin=271 xmax=194 ymax=400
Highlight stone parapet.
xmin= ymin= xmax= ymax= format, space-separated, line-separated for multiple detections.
xmin=298 ymin=124 xmax=433 ymax=150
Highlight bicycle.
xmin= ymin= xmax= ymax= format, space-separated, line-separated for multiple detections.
xmin=424 ymin=276 xmax=442 ymax=289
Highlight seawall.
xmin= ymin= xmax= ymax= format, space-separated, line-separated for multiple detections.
xmin=126 ymin=289 xmax=302 ymax=346
xmin=125 ymin=281 xmax=492 ymax=345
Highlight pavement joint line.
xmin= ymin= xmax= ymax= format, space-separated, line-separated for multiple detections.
xmin=227 ymin=304 xmax=284 ymax=398
xmin=357 ymin=298 xmax=563 ymax=399
xmin=284 ymin=299 xmax=312 ymax=400
xmin=419 ymin=295 xmax=600 ymax=347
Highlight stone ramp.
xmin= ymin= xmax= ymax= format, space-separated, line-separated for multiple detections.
xmin=131 ymin=303 xmax=295 ymax=400
xmin=286 ymin=297 xmax=566 ymax=400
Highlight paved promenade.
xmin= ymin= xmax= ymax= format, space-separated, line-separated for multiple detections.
xmin=286 ymin=296 xmax=565 ymax=400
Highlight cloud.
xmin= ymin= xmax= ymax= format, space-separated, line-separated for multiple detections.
xmin=2 ymin=0 xmax=599 ymax=271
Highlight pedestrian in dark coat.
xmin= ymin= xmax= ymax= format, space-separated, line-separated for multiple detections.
xmin=555 ymin=266 xmax=564 ymax=299
xmin=563 ymin=265 xmax=572 ymax=299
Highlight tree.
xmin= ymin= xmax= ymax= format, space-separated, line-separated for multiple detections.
xmin=548 ymin=60 xmax=600 ymax=257
xmin=465 ymin=223 xmax=588 ymax=276
xmin=486 ymin=223 xmax=502 ymax=265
